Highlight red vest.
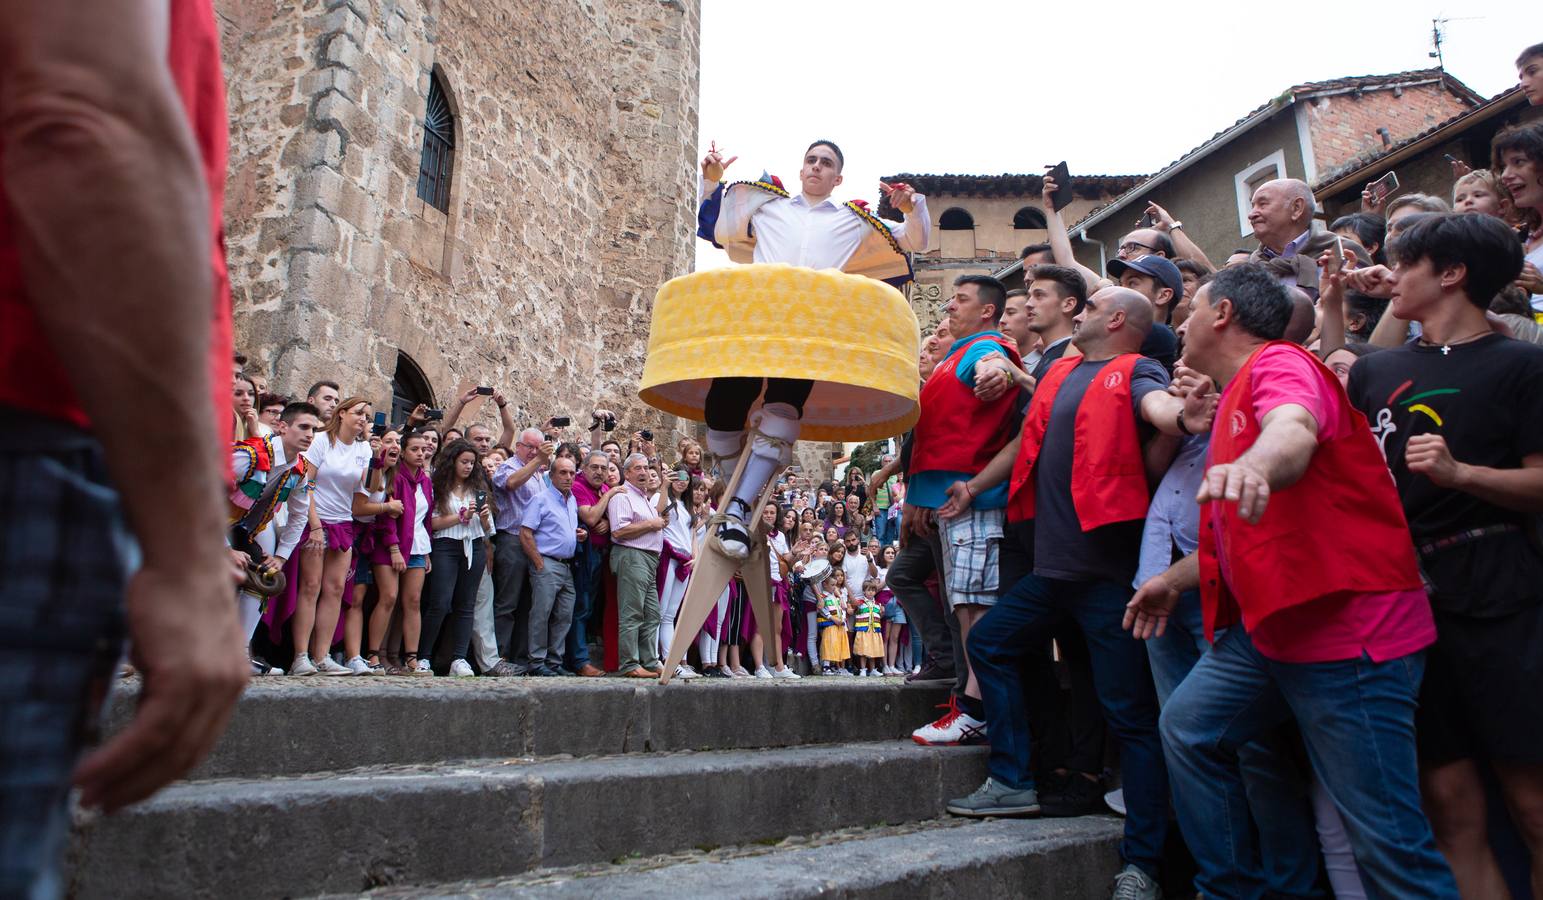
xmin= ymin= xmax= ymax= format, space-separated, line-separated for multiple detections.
xmin=1007 ymin=354 xmax=1149 ymax=528
xmin=910 ymin=333 xmax=1023 ymax=476
xmin=0 ymin=0 xmax=230 ymax=432
xmin=1200 ymin=342 xmax=1421 ymax=640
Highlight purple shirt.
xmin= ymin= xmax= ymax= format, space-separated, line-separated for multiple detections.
xmin=493 ymin=456 xmax=544 ymax=534
xmin=607 ymin=481 xmax=663 ymax=553
xmin=571 ymin=475 xmax=610 ymax=547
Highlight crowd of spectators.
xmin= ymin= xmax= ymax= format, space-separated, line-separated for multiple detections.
xmin=211 ymin=44 xmax=1543 ymax=900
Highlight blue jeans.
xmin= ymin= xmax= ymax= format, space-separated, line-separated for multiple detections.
xmin=1161 ymin=626 xmax=1457 ymax=900
xmin=875 ymin=509 xmax=896 ymax=546
xmin=1146 ymin=591 xmax=1324 ymax=897
xmin=968 ymin=574 xmax=1168 ymax=876
xmin=0 ymin=414 xmax=133 ymax=899
xmin=566 ymin=542 xmax=603 ymax=670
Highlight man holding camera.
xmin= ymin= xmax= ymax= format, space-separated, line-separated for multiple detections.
xmin=519 ymin=456 xmax=583 ymax=676
xmin=491 ymin=427 xmax=553 ymax=672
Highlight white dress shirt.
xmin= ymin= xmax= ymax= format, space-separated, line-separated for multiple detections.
xmin=701 ymin=178 xmax=930 ymax=270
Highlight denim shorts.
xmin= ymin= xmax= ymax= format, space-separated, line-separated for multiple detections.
xmin=0 ymin=412 xmax=133 ymax=898
xmin=407 ymin=554 xmax=428 ymax=569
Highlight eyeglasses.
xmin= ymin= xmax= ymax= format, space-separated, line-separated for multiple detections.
xmin=1119 ymin=241 xmax=1160 ymax=256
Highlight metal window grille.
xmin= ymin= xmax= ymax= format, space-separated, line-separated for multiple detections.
xmin=416 ymin=75 xmax=455 ymax=213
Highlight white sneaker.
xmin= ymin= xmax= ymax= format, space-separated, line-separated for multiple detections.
xmin=344 ymin=655 xmax=374 ymax=676
xmin=413 ymin=658 xmax=433 ymax=676
xmin=290 ymin=654 xmax=318 ymax=677
xmin=753 ymin=665 xmax=775 ymax=679
xmin=674 ymin=664 xmax=701 ymax=680
xmin=911 ymin=665 xmax=921 ymax=675
xmin=911 ymin=697 xmax=988 ymax=746
xmin=449 ymin=659 xmax=475 ymax=677
xmin=316 ymin=655 xmax=353 ymax=676
xmin=730 ymin=665 xmax=751 ymax=678
xmin=838 ymin=668 xmax=855 ymax=677
xmin=772 ymin=666 xmax=801 ymax=680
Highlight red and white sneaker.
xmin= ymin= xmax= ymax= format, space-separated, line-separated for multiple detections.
xmin=911 ymin=696 xmax=987 ymax=746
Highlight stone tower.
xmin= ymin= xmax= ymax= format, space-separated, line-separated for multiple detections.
xmin=217 ymin=0 xmax=701 ymax=430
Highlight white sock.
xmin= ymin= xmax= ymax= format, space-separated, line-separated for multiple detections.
xmin=238 ymin=592 xmax=262 ymax=645
xmin=705 ymin=428 xmax=744 ymax=479
xmin=729 ymin=403 xmax=799 ymax=514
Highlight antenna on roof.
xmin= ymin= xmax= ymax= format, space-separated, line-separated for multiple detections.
xmin=1429 ymin=15 xmax=1483 ymax=71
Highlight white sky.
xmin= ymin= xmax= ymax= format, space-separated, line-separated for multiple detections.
xmin=694 ymin=0 xmax=1539 ymax=271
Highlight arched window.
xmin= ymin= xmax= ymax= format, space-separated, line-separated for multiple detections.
xmin=391 ymin=352 xmax=434 ymax=425
xmin=416 ymin=72 xmax=455 ymax=213
xmin=1013 ymin=207 xmax=1047 ymax=229
xmin=939 ymin=207 xmax=975 ymax=230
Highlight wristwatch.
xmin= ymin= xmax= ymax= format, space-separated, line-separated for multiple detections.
xmin=1176 ymin=409 xmax=1193 ymax=436
xmin=1169 ymin=221 xmax=1184 ymax=232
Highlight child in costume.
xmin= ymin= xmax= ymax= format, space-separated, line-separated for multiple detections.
xmin=816 ymin=567 xmax=850 ymax=675
xmin=852 ymin=578 xmax=885 ymax=677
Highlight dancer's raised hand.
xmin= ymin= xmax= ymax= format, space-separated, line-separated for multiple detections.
xmin=702 ymin=140 xmax=737 ymax=183
xmin=880 ymin=181 xmax=917 ymax=214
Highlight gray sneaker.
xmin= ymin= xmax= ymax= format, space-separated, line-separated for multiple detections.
xmin=945 ymin=778 xmax=1040 ymax=818
xmin=1110 ymin=864 xmax=1161 ymax=900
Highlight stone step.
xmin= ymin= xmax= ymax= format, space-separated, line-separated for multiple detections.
xmin=102 ymin=676 xmax=955 ymax=779
xmin=334 ymin=817 xmax=1126 ymax=899
xmin=68 ymin=741 xmax=988 ymax=899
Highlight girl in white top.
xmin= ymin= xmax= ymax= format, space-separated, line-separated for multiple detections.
xmin=343 ymin=430 xmax=402 ymax=674
xmin=420 ymin=439 xmax=495 ymax=677
xmin=657 ymin=470 xmax=700 ymax=679
xmin=752 ymin=501 xmax=799 ymax=679
xmin=292 ymin=397 xmax=373 ymax=676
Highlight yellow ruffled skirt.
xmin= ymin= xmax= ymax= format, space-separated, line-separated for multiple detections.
xmin=640 ymin=264 xmax=921 ymax=442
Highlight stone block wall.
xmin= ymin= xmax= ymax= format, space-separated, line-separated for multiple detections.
xmin=216 ymin=0 xmax=700 ymax=436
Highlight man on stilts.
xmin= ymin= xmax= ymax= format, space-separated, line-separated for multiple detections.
xmin=640 ymin=139 xmax=929 ymax=682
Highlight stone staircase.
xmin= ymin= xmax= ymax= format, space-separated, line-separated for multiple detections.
xmin=68 ymin=679 xmax=1122 ymax=898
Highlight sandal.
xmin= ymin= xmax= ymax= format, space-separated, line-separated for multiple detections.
xmin=404 ymin=652 xmax=433 ymax=676
xmin=363 ymin=650 xmax=386 ymax=675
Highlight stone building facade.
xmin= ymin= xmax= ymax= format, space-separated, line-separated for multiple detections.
xmin=216 ymin=0 xmax=701 ymax=433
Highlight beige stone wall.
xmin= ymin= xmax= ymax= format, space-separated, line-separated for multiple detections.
xmin=217 ymin=0 xmax=700 ymax=436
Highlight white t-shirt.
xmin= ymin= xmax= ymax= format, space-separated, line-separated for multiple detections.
xmin=662 ymin=500 xmax=693 ymax=554
xmin=410 ymin=483 xmax=432 ymax=555
xmin=768 ymin=531 xmax=790 ymax=582
xmin=842 ymin=552 xmax=871 ymax=596
xmin=354 ymin=483 xmax=384 ymax=524
xmin=303 ymin=432 xmax=373 ymax=525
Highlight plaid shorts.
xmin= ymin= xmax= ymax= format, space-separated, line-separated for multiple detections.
xmin=0 ymin=413 xmax=132 ymax=898
xmin=938 ymin=506 xmax=1004 ymax=608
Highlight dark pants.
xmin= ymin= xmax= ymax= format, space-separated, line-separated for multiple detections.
xmin=1000 ymin=519 xmax=1105 ymax=778
xmin=886 ymin=519 xmax=963 ymax=695
xmin=492 ymin=530 xmax=532 ymax=666
xmin=422 ymin=536 xmax=485 ymax=667
xmin=969 ymin=573 xmax=1168 ymax=877
xmin=703 ymin=377 xmax=813 ymax=430
xmin=0 ymin=413 xmax=131 ymax=898
xmin=566 ymin=541 xmax=604 ymax=670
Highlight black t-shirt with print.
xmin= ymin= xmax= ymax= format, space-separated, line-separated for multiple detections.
xmin=1346 ymin=334 xmax=1543 ymax=616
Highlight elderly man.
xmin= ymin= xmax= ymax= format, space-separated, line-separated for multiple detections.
xmin=492 ymin=427 xmax=553 ymax=671
xmin=943 ymin=287 xmax=1215 ymax=900
xmin=520 ymin=456 xmax=582 ymax=677
xmin=1247 ymin=178 xmax=1368 ymax=297
xmin=566 ymin=451 xmax=613 ymax=676
xmin=1127 ymin=263 xmax=1454 ymax=898
xmin=607 ymin=453 xmax=667 ymax=678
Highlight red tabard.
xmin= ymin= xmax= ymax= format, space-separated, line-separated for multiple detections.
xmin=910 ymin=333 xmax=1023 ymax=476
xmin=1199 ymin=342 xmax=1421 ymax=641
xmin=0 ymin=0 xmax=231 ymax=434
xmin=1006 ymin=354 xmax=1149 ymax=528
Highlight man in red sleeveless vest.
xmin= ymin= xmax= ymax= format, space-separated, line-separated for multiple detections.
xmin=940 ymin=287 xmax=1213 ymax=898
xmin=0 ymin=1 xmax=246 ymax=890
xmin=1124 ymin=264 xmax=1455 ymax=898
xmin=900 ymin=275 xmax=1020 ymax=749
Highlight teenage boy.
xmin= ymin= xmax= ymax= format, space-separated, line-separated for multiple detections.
xmin=1345 ymin=212 xmax=1543 ymax=900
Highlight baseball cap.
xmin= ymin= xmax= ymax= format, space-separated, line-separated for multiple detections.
xmin=1107 ymin=255 xmax=1184 ymax=302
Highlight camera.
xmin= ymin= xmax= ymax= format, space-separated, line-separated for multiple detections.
xmin=423 ymin=408 xmax=444 ymax=422
xmin=640 ymin=429 xmax=654 ymax=442
xmin=603 ymin=415 xmax=616 ymax=432
xmin=474 ymin=386 xmax=494 ymax=396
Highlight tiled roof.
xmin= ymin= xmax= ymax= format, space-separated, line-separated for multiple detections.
xmin=1067 ymin=69 xmax=1485 ymax=233
xmin=872 ymin=172 xmax=1146 ymax=220
xmin=1313 ymin=85 xmax=1527 ymax=190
